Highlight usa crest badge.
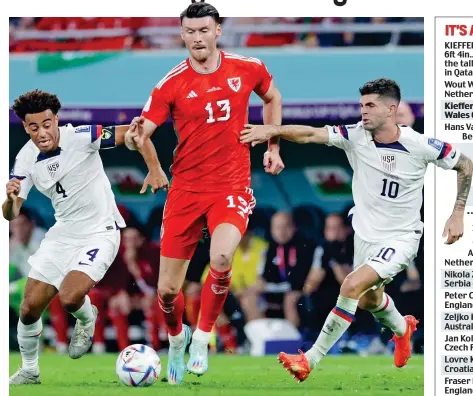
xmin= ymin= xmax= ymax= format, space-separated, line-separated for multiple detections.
xmin=47 ymin=161 xmax=60 ymax=178
xmin=228 ymin=77 xmax=241 ymax=92
xmin=381 ymin=154 xmax=396 ymax=173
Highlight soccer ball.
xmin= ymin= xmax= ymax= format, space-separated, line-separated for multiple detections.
xmin=116 ymin=344 xmax=161 ymax=387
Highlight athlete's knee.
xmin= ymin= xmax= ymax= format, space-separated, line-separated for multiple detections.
xmin=19 ymin=299 xmax=42 ymax=325
xmin=58 ymin=287 xmax=86 ymax=312
xmin=209 ymin=251 xmax=233 ymax=271
xmin=340 ymin=272 xmax=364 ymax=298
xmin=157 ymin=284 xmax=180 ymax=300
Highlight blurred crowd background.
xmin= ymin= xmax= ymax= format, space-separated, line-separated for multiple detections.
xmin=9 ymin=17 xmax=423 ymax=52
xmin=9 ymin=16 xmax=424 ymax=357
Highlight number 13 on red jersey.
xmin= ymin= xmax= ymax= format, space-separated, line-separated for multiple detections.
xmin=206 ymin=99 xmax=230 ymax=123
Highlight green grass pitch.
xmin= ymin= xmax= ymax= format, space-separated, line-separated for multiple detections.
xmin=9 ymin=352 xmax=423 ymax=396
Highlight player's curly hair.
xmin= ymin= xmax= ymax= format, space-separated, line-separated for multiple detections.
xmin=180 ymin=1 xmax=221 ymax=24
xmin=12 ymin=89 xmax=62 ymax=121
xmin=359 ymin=78 xmax=401 ymax=104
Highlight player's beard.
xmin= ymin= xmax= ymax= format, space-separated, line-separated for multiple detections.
xmin=193 ymin=51 xmax=208 ymax=62
xmin=190 ymin=46 xmax=210 ymax=62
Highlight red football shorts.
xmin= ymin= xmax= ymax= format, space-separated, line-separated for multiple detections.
xmin=160 ymin=187 xmax=255 ymax=260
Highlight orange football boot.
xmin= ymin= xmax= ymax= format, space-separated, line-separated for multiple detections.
xmin=390 ymin=315 xmax=419 ymax=368
xmin=278 ymin=350 xmax=311 ymax=383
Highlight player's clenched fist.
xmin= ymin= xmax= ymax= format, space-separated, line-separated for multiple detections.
xmin=124 ymin=123 xmax=139 ymax=151
xmin=131 ymin=116 xmax=150 ymax=149
xmin=124 ymin=116 xmax=148 ymax=151
xmin=6 ymin=178 xmax=21 ymax=201
xmin=264 ymin=150 xmax=285 ymax=175
xmin=140 ymin=168 xmax=169 ymax=194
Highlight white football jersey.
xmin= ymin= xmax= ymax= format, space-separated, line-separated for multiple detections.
xmin=10 ymin=124 xmax=126 ymax=239
xmin=326 ymin=122 xmax=459 ymax=243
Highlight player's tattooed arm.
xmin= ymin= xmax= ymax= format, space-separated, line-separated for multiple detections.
xmin=443 ymin=153 xmax=473 ymax=244
xmin=453 ymin=153 xmax=473 ymax=214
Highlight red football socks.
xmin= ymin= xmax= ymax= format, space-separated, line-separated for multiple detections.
xmin=158 ymin=290 xmax=185 ymax=336
xmin=198 ymin=267 xmax=232 ymax=332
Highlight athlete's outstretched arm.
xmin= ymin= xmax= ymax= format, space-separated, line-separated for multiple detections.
xmin=240 ymin=124 xmax=329 ymax=145
xmin=443 ymin=153 xmax=473 ymax=244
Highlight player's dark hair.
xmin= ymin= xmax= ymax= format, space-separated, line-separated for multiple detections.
xmin=180 ymin=1 xmax=221 ymax=24
xmin=12 ymin=89 xmax=62 ymax=121
xmin=359 ymin=78 xmax=401 ymax=104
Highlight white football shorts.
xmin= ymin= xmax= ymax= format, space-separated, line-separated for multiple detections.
xmin=353 ymin=232 xmax=421 ymax=289
xmin=27 ymin=228 xmax=120 ymax=290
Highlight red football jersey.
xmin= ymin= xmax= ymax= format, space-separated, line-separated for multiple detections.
xmin=141 ymin=50 xmax=273 ymax=192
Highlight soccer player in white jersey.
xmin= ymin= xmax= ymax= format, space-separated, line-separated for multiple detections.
xmin=6 ymin=90 xmax=166 ymax=385
xmin=240 ymin=78 xmax=473 ymax=382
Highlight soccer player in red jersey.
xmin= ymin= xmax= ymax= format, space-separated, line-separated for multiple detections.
xmin=127 ymin=1 xmax=284 ymax=384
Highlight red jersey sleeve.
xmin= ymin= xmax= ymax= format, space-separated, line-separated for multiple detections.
xmin=253 ymin=60 xmax=273 ymax=97
xmin=141 ymin=85 xmax=172 ymax=126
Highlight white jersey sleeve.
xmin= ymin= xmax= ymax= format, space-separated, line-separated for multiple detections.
xmin=420 ymin=136 xmax=459 ymax=170
xmin=68 ymin=124 xmax=116 ymax=153
xmin=326 ymin=123 xmax=366 ymax=151
xmin=10 ymin=144 xmax=35 ymax=200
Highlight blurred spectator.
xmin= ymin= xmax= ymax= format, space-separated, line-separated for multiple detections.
xmin=301 ymin=214 xmax=352 ymax=332
xmin=246 ymin=212 xmax=316 ymax=328
xmin=396 ymin=101 xmax=415 ymax=127
xmin=9 ymin=207 xmax=46 ymax=281
xmin=231 ymin=226 xmax=268 ymax=299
